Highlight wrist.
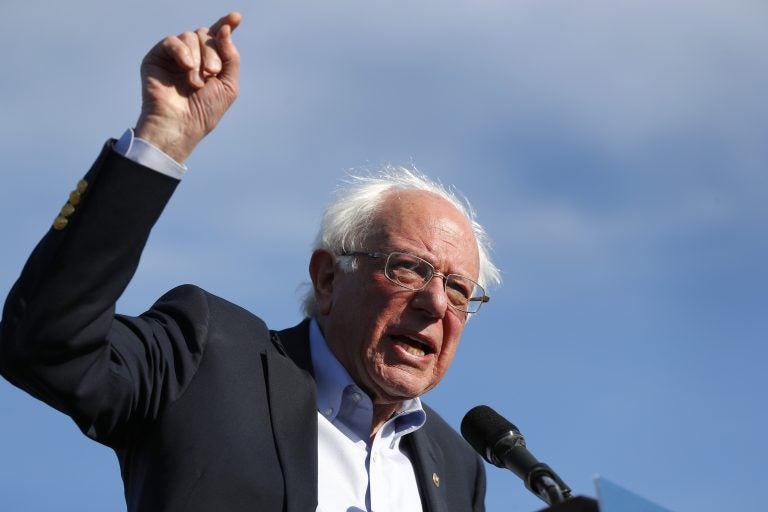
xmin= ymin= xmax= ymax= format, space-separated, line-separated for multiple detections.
xmin=134 ymin=114 xmax=201 ymax=164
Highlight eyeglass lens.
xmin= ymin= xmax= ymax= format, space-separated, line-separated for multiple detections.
xmin=384 ymin=252 xmax=484 ymax=312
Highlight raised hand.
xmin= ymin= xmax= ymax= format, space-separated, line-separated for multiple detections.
xmin=134 ymin=12 xmax=242 ymax=164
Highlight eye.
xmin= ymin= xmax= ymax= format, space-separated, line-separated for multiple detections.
xmin=386 ymin=253 xmax=432 ymax=286
xmin=391 ymin=257 xmax=422 ymax=272
xmin=446 ymin=276 xmax=473 ymax=301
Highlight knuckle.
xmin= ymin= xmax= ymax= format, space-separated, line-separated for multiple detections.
xmin=178 ymin=31 xmax=196 ymax=42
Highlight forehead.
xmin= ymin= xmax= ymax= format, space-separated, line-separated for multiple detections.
xmin=369 ymin=189 xmax=480 ymax=273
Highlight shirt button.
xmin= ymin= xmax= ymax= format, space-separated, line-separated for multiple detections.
xmin=323 ymin=408 xmax=333 ymax=417
xmin=351 ymin=392 xmax=362 ymax=402
xmin=372 ymin=451 xmax=379 ymax=463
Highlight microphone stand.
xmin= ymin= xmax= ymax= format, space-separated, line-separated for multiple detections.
xmin=528 ymin=468 xmax=597 ymax=512
xmin=537 ymin=474 xmax=567 ymax=505
xmin=536 ymin=496 xmax=599 ymax=512
xmin=526 ymin=463 xmax=595 ymax=512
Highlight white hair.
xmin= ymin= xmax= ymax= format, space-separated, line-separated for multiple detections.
xmin=300 ymin=166 xmax=501 ymax=317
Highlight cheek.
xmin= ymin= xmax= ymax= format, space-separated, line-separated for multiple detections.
xmin=435 ymin=344 xmax=458 ymax=375
xmin=435 ymin=323 xmax=465 ymax=372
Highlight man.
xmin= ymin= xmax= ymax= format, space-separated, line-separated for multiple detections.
xmin=0 ymin=12 xmax=500 ymax=512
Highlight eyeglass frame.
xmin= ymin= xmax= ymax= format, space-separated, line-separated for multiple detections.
xmin=339 ymin=251 xmax=490 ymax=314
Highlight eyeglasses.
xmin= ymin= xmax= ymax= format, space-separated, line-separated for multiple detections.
xmin=341 ymin=251 xmax=490 ymax=314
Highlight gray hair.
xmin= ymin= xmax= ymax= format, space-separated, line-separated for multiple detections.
xmin=301 ymin=166 xmax=501 ymax=317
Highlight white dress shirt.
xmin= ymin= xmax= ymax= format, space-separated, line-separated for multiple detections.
xmin=309 ymin=320 xmax=426 ymax=512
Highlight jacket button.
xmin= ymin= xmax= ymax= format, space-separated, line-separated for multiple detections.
xmin=53 ymin=215 xmax=69 ymax=230
xmin=69 ymin=190 xmax=82 ymax=206
xmin=60 ymin=203 xmax=76 ymax=217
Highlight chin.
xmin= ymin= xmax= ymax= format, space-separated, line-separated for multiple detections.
xmin=374 ymin=378 xmax=430 ymax=402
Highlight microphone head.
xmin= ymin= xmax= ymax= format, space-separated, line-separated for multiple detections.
xmin=461 ymin=405 xmax=521 ymax=463
xmin=462 ymin=405 xmax=573 ymax=503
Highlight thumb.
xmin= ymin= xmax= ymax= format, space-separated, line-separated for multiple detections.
xmin=216 ymin=21 xmax=241 ymax=86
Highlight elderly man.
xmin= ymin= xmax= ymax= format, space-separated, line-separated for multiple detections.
xmin=0 ymin=13 xmax=500 ymax=512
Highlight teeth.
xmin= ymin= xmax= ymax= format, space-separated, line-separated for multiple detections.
xmin=404 ymin=344 xmax=426 ymax=357
xmin=395 ymin=336 xmax=428 ymax=357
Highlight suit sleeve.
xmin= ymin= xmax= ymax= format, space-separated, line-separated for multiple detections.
xmin=0 ymin=141 xmax=203 ymax=447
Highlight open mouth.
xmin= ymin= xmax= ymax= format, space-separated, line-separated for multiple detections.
xmin=393 ymin=334 xmax=434 ymax=357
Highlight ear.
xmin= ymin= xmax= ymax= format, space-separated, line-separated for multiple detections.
xmin=309 ymin=249 xmax=337 ymax=315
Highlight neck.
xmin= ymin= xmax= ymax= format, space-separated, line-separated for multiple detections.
xmin=369 ymin=403 xmax=401 ymax=443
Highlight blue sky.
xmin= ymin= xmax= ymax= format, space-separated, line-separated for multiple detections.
xmin=1 ymin=1 xmax=766 ymax=511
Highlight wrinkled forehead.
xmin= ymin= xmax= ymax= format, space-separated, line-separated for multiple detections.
xmin=368 ymin=189 xmax=480 ymax=271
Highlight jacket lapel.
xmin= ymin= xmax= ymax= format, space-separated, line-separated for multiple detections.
xmin=407 ymin=427 xmax=448 ymax=512
xmin=264 ymin=320 xmax=318 ymax=512
xmin=263 ymin=320 xmax=454 ymax=512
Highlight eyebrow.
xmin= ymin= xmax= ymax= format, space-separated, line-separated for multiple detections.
xmin=394 ymin=248 xmax=475 ymax=278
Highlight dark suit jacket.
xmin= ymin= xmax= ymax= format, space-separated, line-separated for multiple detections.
xmin=0 ymin=142 xmax=485 ymax=511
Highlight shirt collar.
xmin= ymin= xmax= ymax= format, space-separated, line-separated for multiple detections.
xmin=309 ymin=318 xmax=352 ymax=422
xmin=308 ymin=318 xmax=426 ymax=438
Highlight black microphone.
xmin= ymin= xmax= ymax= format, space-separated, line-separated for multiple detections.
xmin=461 ymin=405 xmax=572 ymax=506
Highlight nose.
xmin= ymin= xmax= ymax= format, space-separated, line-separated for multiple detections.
xmin=410 ymin=273 xmax=449 ymax=318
